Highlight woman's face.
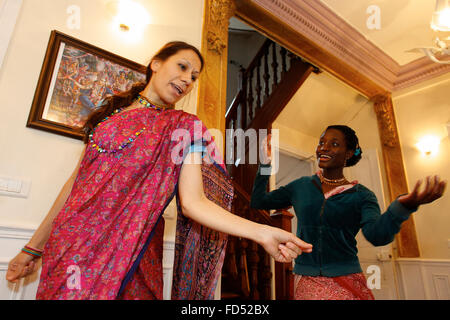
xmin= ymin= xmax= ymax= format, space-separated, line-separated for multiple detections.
xmin=316 ymin=128 xmax=353 ymax=170
xmin=147 ymin=49 xmax=202 ymax=105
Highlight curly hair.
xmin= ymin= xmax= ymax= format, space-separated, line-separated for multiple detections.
xmin=326 ymin=125 xmax=362 ymax=167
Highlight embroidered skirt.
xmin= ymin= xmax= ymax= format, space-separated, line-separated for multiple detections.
xmin=294 ymin=273 xmax=375 ymax=300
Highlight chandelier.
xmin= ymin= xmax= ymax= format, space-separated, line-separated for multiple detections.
xmin=408 ymin=0 xmax=450 ymax=64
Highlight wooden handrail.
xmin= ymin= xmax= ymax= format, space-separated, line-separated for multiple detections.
xmin=242 ymin=39 xmax=272 ymax=80
xmin=231 ymin=180 xmax=273 ymax=226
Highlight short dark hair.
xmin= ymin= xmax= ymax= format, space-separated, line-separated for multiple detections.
xmin=326 ymin=125 xmax=362 ymax=167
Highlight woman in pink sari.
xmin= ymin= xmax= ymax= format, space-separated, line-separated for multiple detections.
xmin=6 ymin=41 xmax=312 ymax=300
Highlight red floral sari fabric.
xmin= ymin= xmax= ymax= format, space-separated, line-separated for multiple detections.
xmin=36 ymin=107 xmax=232 ymax=300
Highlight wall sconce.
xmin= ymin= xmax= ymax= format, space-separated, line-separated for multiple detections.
xmin=107 ymin=0 xmax=150 ymax=37
xmin=416 ymin=135 xmax=441 ymax=156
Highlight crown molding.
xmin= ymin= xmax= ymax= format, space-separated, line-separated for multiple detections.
xmin=240 ymin=0 xmax=449 ymax=96
xmin=395 ymin=55 xmax=450 ymax=91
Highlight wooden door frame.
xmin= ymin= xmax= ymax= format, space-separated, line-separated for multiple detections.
xmin=198 ymin=0 xmax=426 ymax=258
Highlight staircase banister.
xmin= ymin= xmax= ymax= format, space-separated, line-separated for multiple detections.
xmin=242 ymin=39 xmax=273 ymax=80
xmin=225 ymin=90 xmax=243 ymax=119
xmin=232 ymin=180 xmax=273 ymax=225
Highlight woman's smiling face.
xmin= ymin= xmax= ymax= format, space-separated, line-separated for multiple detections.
xmin=316 ymin=128 xmax=353 ymax=170
xmin=147 ymin=49 xmax=202 ymax=105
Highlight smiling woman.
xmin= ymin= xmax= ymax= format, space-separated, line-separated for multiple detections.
xmin=250 ymin=125 xmax=446 ymax=300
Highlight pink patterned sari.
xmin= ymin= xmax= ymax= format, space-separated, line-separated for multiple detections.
xmin=36 ymin=107 xmax=233 ymax=300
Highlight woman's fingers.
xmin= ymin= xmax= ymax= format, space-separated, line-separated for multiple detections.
xmin=276 ymin=238 xmax=313 ymax=263
xmin=438 ymin=179 xmax=447 ymax=197
xmin=289 ymin=235 xmax=313 ymax=253
xmin=285 ymin=241 xmax=302 ymax=256
xmin=6 ymin=261 xmax=24 ymax=283
xmin=418 ymin=176 xmax=447 ymax=204
xmin=279 ymin=244 xmax=299 ymax=260
xmin=6 ymin=253 xmax=36 ymax=283
xmin=430 ymin=176 xmax=446 ymax=199
xmin=411 ymin=179 xmax=422 ymax=197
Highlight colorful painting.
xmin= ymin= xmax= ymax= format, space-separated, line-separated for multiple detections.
xmin=27 ymin=31 xmax=147 ymax=140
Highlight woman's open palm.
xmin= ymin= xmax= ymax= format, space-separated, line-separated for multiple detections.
xmin=398 ymin=175 xmax=446 ymax=209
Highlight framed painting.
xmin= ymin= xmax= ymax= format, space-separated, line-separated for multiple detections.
xmin=27 ymin=30 xmax=147 ymax=140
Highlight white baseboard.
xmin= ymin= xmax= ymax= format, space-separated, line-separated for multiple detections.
xmin=396 ymin=258 xmax=450 ymax=300
xmin=0 ymin=225 xmax=39 ymax=300
xmin=0 ymin=224 xmax=176 ymax=300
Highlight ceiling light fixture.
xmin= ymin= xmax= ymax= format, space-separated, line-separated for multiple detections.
xmin=408 ymin=0 xmax=450 ymax=64
xmin=431 ymin=0 xmax=450 ymax=31
xmin=106 ymin=0 xmax=150 ymax=41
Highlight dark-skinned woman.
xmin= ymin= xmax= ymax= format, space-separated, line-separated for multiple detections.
xmin=251 ymin=125 xmax=446 ymax=300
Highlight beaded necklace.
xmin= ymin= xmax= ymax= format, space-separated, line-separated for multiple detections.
xmin=319 ymin=174 xmax=347 ymax=186
xmin=89 ymin=94 xmax=171 ymax=154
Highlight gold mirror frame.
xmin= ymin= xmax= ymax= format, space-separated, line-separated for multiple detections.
xmin=198 ymin=0 xmax=420 ymax=257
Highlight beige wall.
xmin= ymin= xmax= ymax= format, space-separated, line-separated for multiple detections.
xmin=0 ymin=0 xmax=204 ymax=229
xmin=393 ymin=75 xmax=450 ymax=259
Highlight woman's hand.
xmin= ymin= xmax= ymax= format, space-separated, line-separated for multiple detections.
xmin=260 ymin=134 xmax=272 ymax=165
xmin=6 ymin=252 xmax=39 ymax=283
xmin=398 ymin=175 xmax=447 ymax=210
xmin=257 ymin=225 xmax=313 ymax=263
xmin=180 ymin=152 xmax=312 ymax=263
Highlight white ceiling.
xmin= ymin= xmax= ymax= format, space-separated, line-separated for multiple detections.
xmin=320 ymin=0 xmax=441 ymax=65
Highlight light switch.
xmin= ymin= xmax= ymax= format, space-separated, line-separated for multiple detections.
xmin=0 ymin=176 xmax=30 ymax=198
xmin=0 ymin=178 xmax=8 ymax=191
xmin=7 ymin=179 xmax=22 ymax=193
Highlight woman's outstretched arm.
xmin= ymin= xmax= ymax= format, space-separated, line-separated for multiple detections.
xmin=178 ymin=152 xmax=312 ymax=263
xmin=6 ymin=146 xmax=86 ymax=283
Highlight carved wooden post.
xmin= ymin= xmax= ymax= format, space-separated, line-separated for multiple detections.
xmin=373 ymin=94 xmax=420 ymax=257
xmin=198 ymin=0 xmax=236 ymax=153
xmin=258 ymin=244 xmax=272 ymax=299
xmin=271 ymin=208 xmax=295 ymax=299
xmin=239 ymin=238 xmax=250 ymax=297
xmin=248 ymin=241 xmax=260 ymax=300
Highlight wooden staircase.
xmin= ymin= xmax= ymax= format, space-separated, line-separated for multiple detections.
xmin=221 ymin=39 xmax=316 ymax=300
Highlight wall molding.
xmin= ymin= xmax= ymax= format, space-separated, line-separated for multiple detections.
xmin=396 ymin=258 xmax=450 ymax=300
xmin=0 ymin=224 xmax=177 ymax=300
xmin=394 ymin=56 xmax=450 ymax=91
xmin=0 ymin=225 xmax=35 ymax=241
xmin=0 ymin=224 xmax=38 ymax=300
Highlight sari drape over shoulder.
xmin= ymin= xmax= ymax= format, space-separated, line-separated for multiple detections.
xmin=36 ymin=107 xmax=233 ymax=300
